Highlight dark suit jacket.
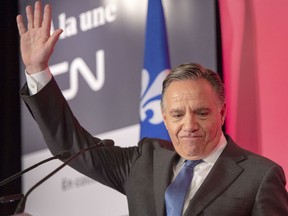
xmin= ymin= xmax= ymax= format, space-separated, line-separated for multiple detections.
xmin=20 ymin=77 xmax=288 ymax=216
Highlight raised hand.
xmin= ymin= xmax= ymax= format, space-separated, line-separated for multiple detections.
xmin=16 ymin=1 xmax=62 ymax=74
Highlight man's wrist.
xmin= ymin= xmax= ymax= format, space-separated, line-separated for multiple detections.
xmin=26 ymin=64 xmax=48 ymax=75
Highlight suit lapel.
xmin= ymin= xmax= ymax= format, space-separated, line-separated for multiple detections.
xmin=184 ymin=137 xmax=247 ymax=216
xmin=153 ymin=146 xmax=177 ymax=216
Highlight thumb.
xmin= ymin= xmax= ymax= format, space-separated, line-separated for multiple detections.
xmin=47 ymin=29 xmax=63 ymax=51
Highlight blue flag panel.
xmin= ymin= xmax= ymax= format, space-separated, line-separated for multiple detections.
xmin=140 ymin=0 xmax=170 ymax=140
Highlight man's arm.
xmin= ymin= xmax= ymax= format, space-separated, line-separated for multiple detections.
xmin=252 ymin=165 xmax=288 ymax=215
xmin=17 ymin=2 xmax=138 ymax=193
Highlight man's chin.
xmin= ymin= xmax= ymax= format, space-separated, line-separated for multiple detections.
xmin=178 ymin=146 xmax=204 ymax=160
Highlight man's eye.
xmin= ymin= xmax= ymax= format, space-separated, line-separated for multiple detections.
xmin=172 ymin=113 xmax=183 ymax=119
xmin=172 ymin=114 xmax=181 ymax=118
xmin=197 ymin=111 xmax=209 ymax=118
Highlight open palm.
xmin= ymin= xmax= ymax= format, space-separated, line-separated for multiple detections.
xmin=16 ymin=1 xmax=62 ymax=74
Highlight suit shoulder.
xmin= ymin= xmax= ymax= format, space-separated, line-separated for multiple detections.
xmin=224 ymin=135 xmax=282 ymax=169
xmin=242 ymin=147 xmax=281 ymax=168
xmin=226 ymin=135 xmax=282 ymax=169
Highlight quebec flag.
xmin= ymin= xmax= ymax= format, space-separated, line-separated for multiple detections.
xmin=140 ymin=0 xmax=170 ymax=140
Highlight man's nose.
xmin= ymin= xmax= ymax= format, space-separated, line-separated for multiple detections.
xmin=183 ymin=114 xmax=199 ymax=132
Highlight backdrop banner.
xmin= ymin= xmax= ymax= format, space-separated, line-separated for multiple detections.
xmin=219 ymin=0 xmax=288 ymax=189
xmin=19 ymin=0 xmax=217 ymax=215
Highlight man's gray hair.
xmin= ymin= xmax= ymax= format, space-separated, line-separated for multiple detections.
xmin=161 ymin=63 xmax=225 ymax=110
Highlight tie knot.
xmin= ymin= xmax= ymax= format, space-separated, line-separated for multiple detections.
xmin=185 ymin=159 xmax=202 ymax=168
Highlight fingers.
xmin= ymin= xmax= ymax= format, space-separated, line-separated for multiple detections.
xmin=42 ymin=4 xmax=52 ymax=36
xmin=34 ymin=1 xmax=43 ymax=28
xmin=26 ymin=5 xmax=34 ymax=29
xmin=16 ymin=15 xmax=27 ymax=36
xmin=18 ymin=1 xmax=57 ymax=38
xmin=26 ymin=1 xmax=43 ymax=29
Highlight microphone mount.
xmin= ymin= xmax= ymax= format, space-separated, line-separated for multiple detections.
xmin=14 ymin=139 xmax=114 ymax=214
xmin=0 ymin=151 xmax=71 ymax=187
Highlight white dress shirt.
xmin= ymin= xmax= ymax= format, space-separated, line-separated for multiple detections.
xmin=25 ymin=68 xmax=52 ymax=95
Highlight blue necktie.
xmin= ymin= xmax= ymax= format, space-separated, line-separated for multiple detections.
xmin=165 ymin=160 xmax=202 ymax=216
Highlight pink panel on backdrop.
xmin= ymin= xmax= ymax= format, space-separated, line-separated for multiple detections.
xmin=219 ymin=0 xmax=288 ymax=184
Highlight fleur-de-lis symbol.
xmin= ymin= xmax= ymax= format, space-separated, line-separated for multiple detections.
xmin=140 ymin=68 xmax=170 ymax=125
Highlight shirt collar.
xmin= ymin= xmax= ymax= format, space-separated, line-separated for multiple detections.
xmin=203 ymin=133 xmax=227 ymax=165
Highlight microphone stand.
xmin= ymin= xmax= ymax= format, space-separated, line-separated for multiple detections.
xmin=14 ymin=139 xmax=114 ymax=214
xmin=0 ymin=151 xmax=71 ymax=207
xmin=0 ymin=151 xmax=71 ymax=187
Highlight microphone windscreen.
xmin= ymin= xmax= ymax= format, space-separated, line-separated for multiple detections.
xmin=102 ymin=139 xmax=115 ymax=147
xmin=58 ymin=151 xmax=72 ymax=160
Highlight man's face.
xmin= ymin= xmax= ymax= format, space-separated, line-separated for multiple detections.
xmin=162 ymin=78 xmax=226 ymax=160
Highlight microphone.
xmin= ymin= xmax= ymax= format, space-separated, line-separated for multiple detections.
xmin=14 ymin=139 xmax=115 ymax=214
xmin=0 ymin=193 xmax=24 ymax=204
xmin=0 ymin=151 xmax=71 ymax=187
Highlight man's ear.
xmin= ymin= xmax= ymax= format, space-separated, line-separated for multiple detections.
xmin=161 ymin=109 xmax=167 ymax=127
xmin=220 ymin=103 xmax=226 ymax=125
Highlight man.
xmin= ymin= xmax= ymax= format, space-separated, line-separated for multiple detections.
xmin=17 ymin=1 xmax=288 ymax=215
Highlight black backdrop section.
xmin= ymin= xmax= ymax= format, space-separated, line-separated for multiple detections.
xmin=0 ymin=0 xmax=21 ymax=215
xmin=215 ymin=0 xmax=223 ymax=79
xmin=215 ymin=0 xmax=225 ymax=131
